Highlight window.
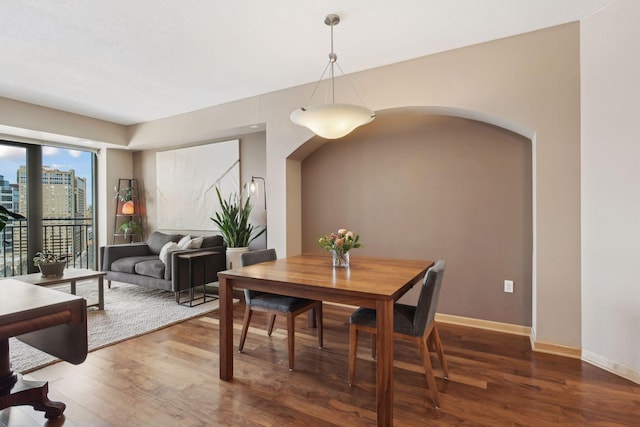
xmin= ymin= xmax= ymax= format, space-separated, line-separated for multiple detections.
xmin=0 ymin=141 xmax=96 ymax=276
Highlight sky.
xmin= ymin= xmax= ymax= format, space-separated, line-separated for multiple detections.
xmin=0 ymin=144 xmax=93 ymax=207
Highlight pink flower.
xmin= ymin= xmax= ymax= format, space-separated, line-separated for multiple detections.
xmin=338 ymin=228 xmax=347 ymax=235
xmin=335 ymin=238 xmax=344 ymax=247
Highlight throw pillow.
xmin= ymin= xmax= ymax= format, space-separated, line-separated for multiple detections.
xmin=177 ymin=235 xmax=192 ymax=250
xmin=189 ymin=236 xmax=204 ymax=249
xmin=159 ymin=241 xmax=179 ymax=265
xmin=147 ymin=231 xmax=181 ymax=254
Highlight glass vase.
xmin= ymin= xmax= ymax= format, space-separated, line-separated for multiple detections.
xmin=332 ymin=250 xmax=350 ymax=268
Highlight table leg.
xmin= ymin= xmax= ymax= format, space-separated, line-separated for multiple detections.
xmin=98 ymin=276 xmax=104 ymax=310
xmin=70 ymin=279 xmax=77 ymax=296
xmin=0 ymin=338 xmax=65 ymax=419
xmin=219 ymin=277 xmax=234 ymax=381
xmin=376 ymin=299 xmax=394 ymax=427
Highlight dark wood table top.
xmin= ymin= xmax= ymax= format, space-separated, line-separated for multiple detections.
xmin=219 ymin=253 xmax=431 ymax=306
xmin=11 ymin=268 xmax=106 ymax=287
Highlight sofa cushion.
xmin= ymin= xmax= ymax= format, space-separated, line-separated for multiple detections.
xmin=147 ymin=231 xmax=181 ymax=254
xmin=202 ymin=235 xmax=224 ymax=248
xmin=159 ymin=241 xmax=179 ymax=265
xmin=189 ymin=236 xmax=204 ymax=248
xmin=134 ymin=259 xmax=165 ymax=279
xmin=111 ymin=255 xmax=159 ymax=274
xmin=177 ymin=235 xmax=192 ymax=250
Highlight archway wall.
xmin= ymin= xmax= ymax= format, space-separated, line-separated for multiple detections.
xmin=298 ymin=113 xmax=533 ymax=326
xmin=129 ymin=22 xmax=581 ymax=347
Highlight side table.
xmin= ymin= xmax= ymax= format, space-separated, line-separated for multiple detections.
xmin=176 ymin=250 xmax=220 ymax=307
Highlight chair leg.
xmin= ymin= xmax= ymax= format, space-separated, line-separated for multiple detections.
xmin=239 ymin=306 xmax=253 ymax=352
xmin=431 ymin=325 xmax=449 ymax=379
xmin=418 ymin=336 xmax=441 ymax=409
xmin=107 ymin=280 xmax=111 ymax=289
xmin=287 ymin=313 xmax=295 ymax=371
xmin=267 ymin=314 xmax=277 ymax=336
xmin=348 ymin=324 xmax=359 ymax=386
xmin=315 ymin=303 xmax=323 ymax=349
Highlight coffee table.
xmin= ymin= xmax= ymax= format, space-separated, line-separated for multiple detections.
xmin=13 ymin=268 xmax=106 ymax=310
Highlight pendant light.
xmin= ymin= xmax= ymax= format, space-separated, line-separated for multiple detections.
xmin=290 ymin=14 xmax=375 ymax=139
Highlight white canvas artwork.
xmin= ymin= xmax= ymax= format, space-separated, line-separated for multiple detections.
xmin=156 ymin=140 xmax=239 ymax=231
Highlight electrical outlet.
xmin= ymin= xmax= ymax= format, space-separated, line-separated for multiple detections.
xmin=504 ymin=280 xmax=514 ymax=293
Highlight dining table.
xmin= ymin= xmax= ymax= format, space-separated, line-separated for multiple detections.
xmin=218 ymin=253 xmax=433 ymax=427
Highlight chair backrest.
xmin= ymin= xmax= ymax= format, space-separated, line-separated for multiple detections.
xmin=240 ymin=249 xmax=277 ymax=267
xmin=412 ymin=260 xmax=446 ymax=336
xmin=240 ymin=249 xmax=277 ymax=304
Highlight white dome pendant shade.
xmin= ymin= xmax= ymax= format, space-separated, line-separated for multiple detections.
xmin=290 ymin=14 xmax=375 ymax=139
xmin=290 ymin=103 xmax=375 ymax=140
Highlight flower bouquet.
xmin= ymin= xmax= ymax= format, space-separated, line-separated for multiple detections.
xmin=318 ymin=228 xmax=362 ymax=267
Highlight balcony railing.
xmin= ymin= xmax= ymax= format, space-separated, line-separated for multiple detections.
xmin=0 ymin=217 xmax=94 ymax=277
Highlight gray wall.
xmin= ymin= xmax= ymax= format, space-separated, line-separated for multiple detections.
xmin=301 ymin=114 xmax=532 ymax=326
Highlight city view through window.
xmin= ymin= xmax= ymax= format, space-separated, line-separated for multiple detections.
xmin=0 ymin=143 xmax=94 ymax=277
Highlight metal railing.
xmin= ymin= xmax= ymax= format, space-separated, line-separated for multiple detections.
xmin=0 ymin=217 xmax=94 ymax=277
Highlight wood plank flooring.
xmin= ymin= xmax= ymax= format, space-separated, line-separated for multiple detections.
xmin=2 ymin=303 xmax=639 ymax=426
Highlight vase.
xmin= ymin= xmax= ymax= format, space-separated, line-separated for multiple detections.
xmin=226 ymin=247 xmax=250 ymax=269
xmin=38 ymin=261 xmax=66 ymax=278
xmin=332 ymin=250 xmax=350 ymax=268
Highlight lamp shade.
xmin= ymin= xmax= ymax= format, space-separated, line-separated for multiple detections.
xmin=290 ymin=103 xmax=375 ymax=139
xmin=121 ymin=200 xmax=135 ymax=215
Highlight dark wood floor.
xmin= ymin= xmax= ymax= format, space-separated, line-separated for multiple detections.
xmin=2 ymin=303 xmax=639 ymax=426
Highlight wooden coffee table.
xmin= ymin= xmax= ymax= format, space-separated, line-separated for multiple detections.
xmin=13 ymin=268 xmax=106 ymax=310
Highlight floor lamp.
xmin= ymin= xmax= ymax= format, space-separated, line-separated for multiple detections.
xmin=249 ymin=176 xmax=267 ymax=248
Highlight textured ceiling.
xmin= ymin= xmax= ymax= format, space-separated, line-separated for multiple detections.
xmin=0 ymin=0 xmax=615 ymax=125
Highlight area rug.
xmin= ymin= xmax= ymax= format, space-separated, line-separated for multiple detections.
xmin=9 ymin=280 xmax=220 ymax=374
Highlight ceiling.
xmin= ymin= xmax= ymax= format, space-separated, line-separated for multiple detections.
xmin=0 ymin=0 xmax=615 ymax=126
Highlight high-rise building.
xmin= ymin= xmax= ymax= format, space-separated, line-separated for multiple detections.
xmin=0 ymin=175 xmax=20 ymax=258
xmin=16 ymin=166 xmax=89 ymax=263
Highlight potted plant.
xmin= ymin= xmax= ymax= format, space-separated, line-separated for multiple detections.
xmin=33 ymin=249 xmax=67 ymax=277
xmin=119 ymin=220 xmax=142 ymax=238
xmin=0 ymin=206 xmax=24 ymax=232
xmin=211 ymin=186 xmax=265 ymax=269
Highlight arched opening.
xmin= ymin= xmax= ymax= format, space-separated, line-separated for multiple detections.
xmin=289 ymin=107 xmax=534 ymax=326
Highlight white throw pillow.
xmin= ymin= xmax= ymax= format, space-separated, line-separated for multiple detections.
xmin=177 ymin=235 xmax=192 ymax=250
xmin=189 ymin=236 xmax=204 ymax=248
xmin=159 ymin=241 xmax=179 ymax=265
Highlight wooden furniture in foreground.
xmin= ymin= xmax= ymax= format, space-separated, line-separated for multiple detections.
xmin=218 ymin=254 xmax=432 ymax=427
xmin=13 ymin=268 xmax=106 ymax=310
xmin=0 ymin=279 xmax=87 ymax=419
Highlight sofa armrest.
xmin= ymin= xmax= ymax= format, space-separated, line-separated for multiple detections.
xmin=170 ymin=247 xmax=227 ymax=291
xmin=101 ymin=243 xmax=151 ymax=271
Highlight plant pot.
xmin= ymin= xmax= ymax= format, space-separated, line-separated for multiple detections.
xmin=38 ymin=261 xmax=66 ymax=278
xmin=226 ymin=247 xmax=249 ymax=270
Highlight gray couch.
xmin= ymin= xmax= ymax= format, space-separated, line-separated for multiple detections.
xmin=100 ymin=231 xmax=227 ymax=301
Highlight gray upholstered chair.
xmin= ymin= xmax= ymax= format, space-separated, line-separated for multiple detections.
xmin=348 ymin=259 xmax=449 ymax=408
xmin=239 ymin=249 xmax=323 ymax=370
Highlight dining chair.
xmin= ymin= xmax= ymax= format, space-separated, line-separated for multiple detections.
xmin=348 ymin=259 xmax=449 ymax=408
xmin=238 ymin=249 xmax=323 ymax=370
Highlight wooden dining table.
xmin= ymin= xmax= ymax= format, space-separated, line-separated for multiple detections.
xmin=218 ymin=253 xmax=433 ymax=427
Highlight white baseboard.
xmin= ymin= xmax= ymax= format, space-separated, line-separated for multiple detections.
xmin=350 ymin=308 xmax=639 ymax=385
xmin=435 ymin=313 xmax=531 ymax=336
xmin=582 ymin=349 xmax=640 ymax=385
